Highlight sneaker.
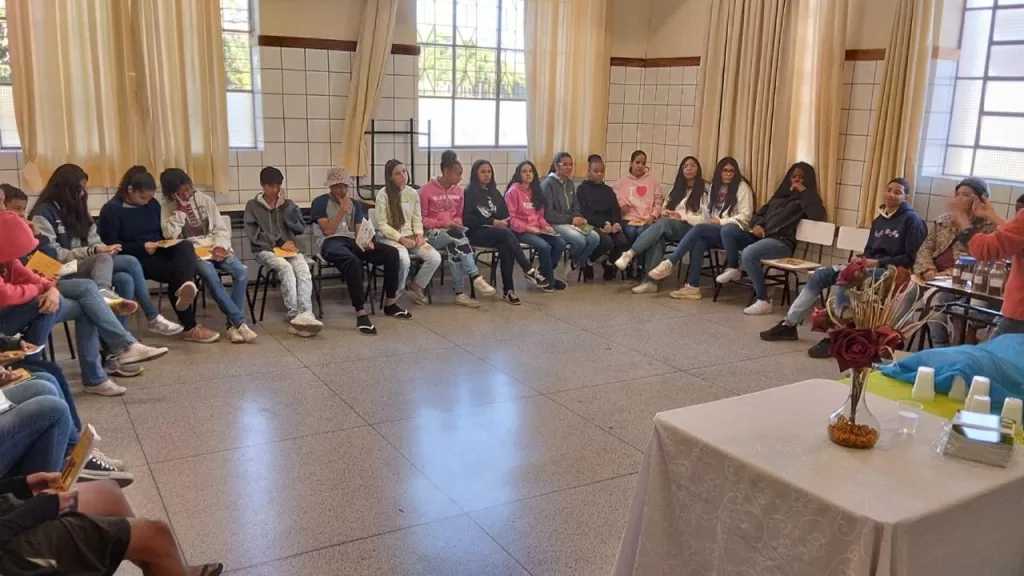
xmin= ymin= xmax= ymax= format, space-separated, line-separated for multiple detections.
xmin=84 ymin=379 xmax=126 ymax=397
xmin=524 ymin=268 xmax=548 ymax=287
xmin=238 ymin=323 xmax=258 ymax=343
xmin=647 ymin=260 xmax=674 ymax=281
xmin=472 ymin=276 xmax=496 ymax=296
xmin=104 ymin=357 xmax=144 ymax=378
xmin=356 ymin=314 xmax=377 ymax=335
xmin=99 ymin=288 xmax=139 ymax=317
xmin=503 ymin=291 xmax=522 ymax=305
xmin=226 ymin=326 xmax=245 ymax=344
xmin=91 ymin=449 xmax=126 ymax=471
xmin=183 ymin=325 xmax=220 ymax=343
xmin=668 ymin=284 xmax=702 ymax=300
xmin=539 ymin=283 xmax=555 ymax=293
xmin=455 ymin=293 xmax=481 ymax=308
xmin=760 ymin=320 xmax=798 ymax=341
xmin=407 ymin=286 xmax=430 ymax=305
xmin=287 ymin=325 xmax=317 ymax=338
xmin=147 ymin=314 xmax=184 ymax=336
xmin=582 ymin=265 xmax=595 ymax=283
xmin=553 ymin=279 xmax=568 ymax=291
xmin=743 ymin=299 xmax=773 ymax=315
xmin=384 ymin=304 xmax=413 ymax=319
xmin=593 ymin=253 xmax=609 ymax=266
xmin=808 ymin=337 xmax=833 ymax=359
xmin=79 ymin=456 xmax=134 ymax=488
xmin=614 ymin=250 xmax=634 ymax=271
xmin=716 ymin=268 xmax=742 ymax=284
xmin=632 ymin=281 xmax=659 ymax=294
xmin=175 ymin=281 xmax=198 ymax=311
xmin=117 ymin=342 xmax=168 ymax=365
xmin=290 ymin=312 xmax=324 ymax=335
xmin=602 ymin=264 xmax=617 ymax=281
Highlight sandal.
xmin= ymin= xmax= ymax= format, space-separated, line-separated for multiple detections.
xmin=199 ymin=563 xmax=224 ymax=576
xmin=384 ymin=304 xmax=412 ymax=319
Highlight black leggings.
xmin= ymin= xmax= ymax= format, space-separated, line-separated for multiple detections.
xmin=594 ymin=230 xmax=630 ymax=263
xmin=467 ymin=226 xmax=532 ymax=292
xmin=136 ymin=243 xmax=197 ymax=330
xmin=321 ymin=237 xmax=400 ymax=311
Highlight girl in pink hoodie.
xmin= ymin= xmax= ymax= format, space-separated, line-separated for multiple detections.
xmin=613 ymin=150 xmax=664 ymax=247
xmin=0 ymin=212 xmax=60 ymax=345
xmin=506 ymin=161 xmax=568 ymax=291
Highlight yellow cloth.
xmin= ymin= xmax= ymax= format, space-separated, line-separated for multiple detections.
xmin=846 ymin=371 xmax=965 ymax=420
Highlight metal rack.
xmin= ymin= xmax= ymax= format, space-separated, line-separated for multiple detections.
xmin=353 ymin=118 xmax=433 ymax=202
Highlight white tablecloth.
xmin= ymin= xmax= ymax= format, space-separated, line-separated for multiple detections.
xmin=613 ymin=379 xmax=1024 ymax=576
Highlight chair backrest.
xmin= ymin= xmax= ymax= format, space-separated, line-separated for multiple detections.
xmin=795 ymin=219 xmax=836 ymax=247
xmin=220 ymin=215 xmax=231 ymax=232
xmin=836 ymin=226 xmax=870 ymax=254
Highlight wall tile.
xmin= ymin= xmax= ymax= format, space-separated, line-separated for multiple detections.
xmin=328 ymin=51 xmax=350 ymax=73
xmin=260 ymin=46 xmax=282 ymax=69
xmin=307 ymin=95 xmax=330 ymax=119
xmin=304 ymin=49 xmax=328 ymax=72
xmin=306 ymin=71 xmax=329 ymax=96
xmin=283 ymin=93 xmax=307 ymax=118
xmin=281 ymin=47 xmax=306 ymax=70
xmin=282 ymin=69 xmax=307 ymax=94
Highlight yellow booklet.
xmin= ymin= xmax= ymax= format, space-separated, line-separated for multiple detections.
xmin=1 ymin=368 xmax=32 ymax=387
xmin=155 ymin=239 xmax=182 ymax=248
xmin=273 ymin=247 xmax=298 ymax=258
xmin=60 ymin=424 xmax=100 ymax=491
xmin=194 ymin=246 xmax=214 ymax=260
xmin=26 ymin=251 xmax=63 ymax=279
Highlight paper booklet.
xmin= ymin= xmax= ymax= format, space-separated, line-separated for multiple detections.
xmin=355 ymin=218 xmax=376 ymax=247
xmin=60 ymin=424 xmax=100 ymax=491
xmin=273 ymin=247 xmax=299 ymax=257
xmin=1 ymin=368 xmax=32 ymax=387
xmin=155 ymin=239 xmax=182 ymax=248
xmin=194 ymin=246 xmax=214 ymax=260
xmin=26 ymin=251 xmax=64 ymax=279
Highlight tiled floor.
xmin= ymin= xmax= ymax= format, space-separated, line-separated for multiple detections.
xmin=53 ymin=272 xmax=841 ymax=575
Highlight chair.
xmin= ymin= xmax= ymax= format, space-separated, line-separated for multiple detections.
xmin=249 ymin=215 xmax=322 ymax=322
xmin=46 ymin=322 xmax=76 ymax=362
xmin=835 ymin=226 xmax=871 ymax=261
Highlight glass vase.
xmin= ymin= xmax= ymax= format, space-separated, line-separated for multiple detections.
xmin=828 ymin=367 xmax=880 ymax=449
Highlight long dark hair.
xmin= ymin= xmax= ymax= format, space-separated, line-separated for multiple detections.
xmin=774 ymin=162 xmax=818 ymax=199
xmin=708 ymin=157 xmax=744 ymax=216
xmin=665 ymin=156 xmax=704 ymax=213
xmin=115 ymin=166 xmax=157 ymax=202
xmin=509 ymin=161 xmax=545 ymax=210
xmin=467 ymin=159 xmax=498 ymax=197
xmin=384 ymin=159 xmax=407 ymax=230
xmin=628 ymin=150 xmax=649 ymax=177
xmin=548 ymin=151 xmax=572 ymax=176
xmin=30 ymin=163 xmax=92 ymax=240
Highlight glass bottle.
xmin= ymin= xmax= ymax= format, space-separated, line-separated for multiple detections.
xmin=973 ymin=260 xmax=989 ymax=294
xmin=989 ymin=261 xmax=1007 ymax=297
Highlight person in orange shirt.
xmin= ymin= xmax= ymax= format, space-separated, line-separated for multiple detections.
xmin=954 ymin=191 xmax=1024 ymax=340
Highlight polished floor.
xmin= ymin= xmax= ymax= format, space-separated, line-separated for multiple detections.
xmin=54 ymin=273 xmax=837 ymax=575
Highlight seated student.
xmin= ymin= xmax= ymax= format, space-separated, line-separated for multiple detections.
xmin=243 ymin=166 xmax=323 ymax=337
xmin=0 ymin=473 xmax=222 ymax=575
xmin=576 ymin=154 xmax=628 ymax=281
xmin=617 ymin=156 xmax=708 ymax=293
xmin=98 ymin=166 xmax=219 ymax=344
xmin=160 ymin=168 xmax=255 ymax=344
xmin=506 ymin=160 xmax=568 ymax=293
xmin=613 ymin=150 xmax=664 ymax=248
xmin=760 ymin=178 xmax=927 ymax=356
xmin=541 ymin=152 xmax=601 ymax=274
xmin=0 ymin=376 xmax=76 ymax=477
xmin=375 ymin=159 xmax=442 ymax=305
xmin=417 ymin=151 xmax=496 ymax=307
xmin=913 ymin=178 xmax=999 ymax=347
xmin=1017 ymin=193 xmax=1024 ymax=213
xmin=644 ymin=156 xmax=754 ymax=299
xmin=962 ymin=186 xmax=1024 ymax=341
xmin=311 ymin=166 xmax=410 ymax=335
xmin=463 ymin=160 xmax=547 ymax=305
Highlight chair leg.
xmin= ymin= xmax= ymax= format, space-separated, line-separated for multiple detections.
xmin=64 ymin=322 xmax=75 ymax=360
xmin=259 ymin=270 xmax=272 ymax=323
xmin=47 ymin=334 xmax=56 ymax=362
xmin=249 ymin=267 xmax=262 ymax=321
xmin=314 ymin=267 xmax=324 ymax=320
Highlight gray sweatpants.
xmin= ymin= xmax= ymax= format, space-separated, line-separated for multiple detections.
xmin=71 ymin=253 xmax=114 ymax=290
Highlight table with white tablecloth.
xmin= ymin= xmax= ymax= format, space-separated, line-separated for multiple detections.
xmin=613 ymin=379 xmax=1024 ymax=576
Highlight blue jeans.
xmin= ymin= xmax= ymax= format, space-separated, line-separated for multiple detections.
xmin=785 ymin=267 xmax=841 ymax=325
xmin=426 ymin=228 xmax=480 ymax=293
xmin=55 ymin=279 xmax=136 ymax=387
xmin=623 ymin=224 xmax=652 ymax=247
xmin=517 ymin=233 xmax=568 ymax=283
xmin=195 ymin=256 xmax=248 ymax=327
xmin=552 ymin=224 xmax=600 ymax=267
xmin=739 ymin=237 xmax=792 ymax=301
xmin=0 ymin=378 xmax=75 ymax=476
xmin=112 ymin=254 xmax=160 ymax=321
xmin=667 ymin=224 xmax=725 ymax=287
xmin=16 ymin=359 xmax=81 ymax=432
xmin=0 ymin=299 xmax=59 ymax=346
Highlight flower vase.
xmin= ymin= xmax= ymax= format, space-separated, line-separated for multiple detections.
xmin=827 ymin=367 xmax=880 ymax=449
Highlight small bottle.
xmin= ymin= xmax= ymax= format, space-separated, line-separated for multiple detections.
xmin=973 ymin=260 xmax=989 ymax=294
xmin=952 ymin=258 xmax=965 ymax=286
xmin=989 ymin=261 xmax=1007 ymax=297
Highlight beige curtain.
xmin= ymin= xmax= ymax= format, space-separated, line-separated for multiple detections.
xmin=695 ymin=0 xmax=789 ymax=204
xmin=525 ymin=0 xmax=609 ymax=177
xmin=340 ymin=0 xmax=399 ymax=176
xmin=8 ymin=0 xmax=229 ymax=192
xmin=857 ymin=0 xmax=937 ymax=226
xmin=784 ymin=0 xmax=849 ymax=221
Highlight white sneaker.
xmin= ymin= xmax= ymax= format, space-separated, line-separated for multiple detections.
xmin=91 ymin=449 xmax=126 ymax=471
xmin=289 ymin=312 xmax=323 ymax=335
xmin=226 ymin=326 xmax=245 ymax=344
xmin=614 ymin=250 xmax=634 ymax=271
xmin=744 ymin=299 xmax=774 ymax=315
xmin=455 ymin=293 xmax=481 ymax=308
xmin=99 ymin=288 xmax=139 ymax=317
xmin=716 ymin=268 xmax=742 ymax=284
xmin=287 ymin=325 xmax=317 ymax=338
xmin=238 ymin=323 xmax=258 ymax=343
xmin=84 ymin=380 xmax=126 ymax=397
xmin=175 ymin=281 xmax=198 ymax=311
xmin=407 ymin=286 xmax=430 ymax=305
xmin=647 ymin=260 xmax=674 ymax=281
xmin=117 ymin=342 xmax=168 ymax=365
xmin=472 ymin=276 xmax=496 ymax=296
xmin=631 ymin=281 xmax=659 ymax=294
xmin=669 ymin=285 xmax=703 ymax=300
xmin=147 ymin=315 xmax=183 ymax=336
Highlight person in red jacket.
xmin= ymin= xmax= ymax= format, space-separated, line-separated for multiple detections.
xmin=0 ymin=212 xmax=61 ymax=345
xmin=955 ymin=193 xmax=1024 ymax=340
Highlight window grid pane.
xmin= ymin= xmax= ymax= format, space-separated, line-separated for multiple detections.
xmin=221 ymin=0 xmax=256 ymax=148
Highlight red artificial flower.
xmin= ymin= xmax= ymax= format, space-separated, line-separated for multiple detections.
xmin=837 ymin=260 xmax=867 ymax=287
xmin=875 ymin=326 xmax=905 ymax=352
xmin=828 ymin=328 xmax=881 ymax=372
xmin=810 ymin=306 xmax=833 ymax=333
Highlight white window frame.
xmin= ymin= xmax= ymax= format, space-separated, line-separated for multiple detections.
xmin=222 ymin=0 xmax=258 ymax=149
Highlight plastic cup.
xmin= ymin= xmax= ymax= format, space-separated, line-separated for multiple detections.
xmin=1001 ymin=398 xmax=1023 ymax=427
xmin=949 ymin=375 xmax=968 ymax=401
xmin=912 ymin=367 xmax=936 ymax=402
xmin=896 ymin=400 xmax=923 ymax=435
xmin=968 ymin=394 xmax=992 ymax=414
xmin=967 ymin=376 xmax=991 ymax=405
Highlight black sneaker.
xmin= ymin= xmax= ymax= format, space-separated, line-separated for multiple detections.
xmin=553 ymin=279 xmax=567 ymax=291
xmin=582 ymin=265 xmax=595 ymax=283
xmin=356 ymin=315 xmax=377 ymax=335
xmin=525 ymin=268 xmax=548 ymax=287
xmin=503 ymin=291 xmax=522 ymax=305
xmin=760 ymin=321 xmax=798 ymax=342
xmin=808 ymin=337 xmax=832 ymax=359
xmin=78 ymin=456 xmax=134 ymax=488
xmin=540 ymin=283 xmax=555 ymax=293
xmin=384 ymin=304 xmax=412 ymax=319
xmin=602 ymin=264 xmax=617 ymax=281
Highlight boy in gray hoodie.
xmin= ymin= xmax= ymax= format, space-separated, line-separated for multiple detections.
xmin=540 ymin=152 xmax=600 ymax=272
xmin=243 ymin=167 xmax=323 ymax=336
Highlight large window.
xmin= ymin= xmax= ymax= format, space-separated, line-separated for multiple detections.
xmin=946 ymin=0 xmax=1024 ymax=183
xmin=0 ymin=0 xmax=257 ymax=151
xmin=417 ymin=0 xmax=527 ymax=149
